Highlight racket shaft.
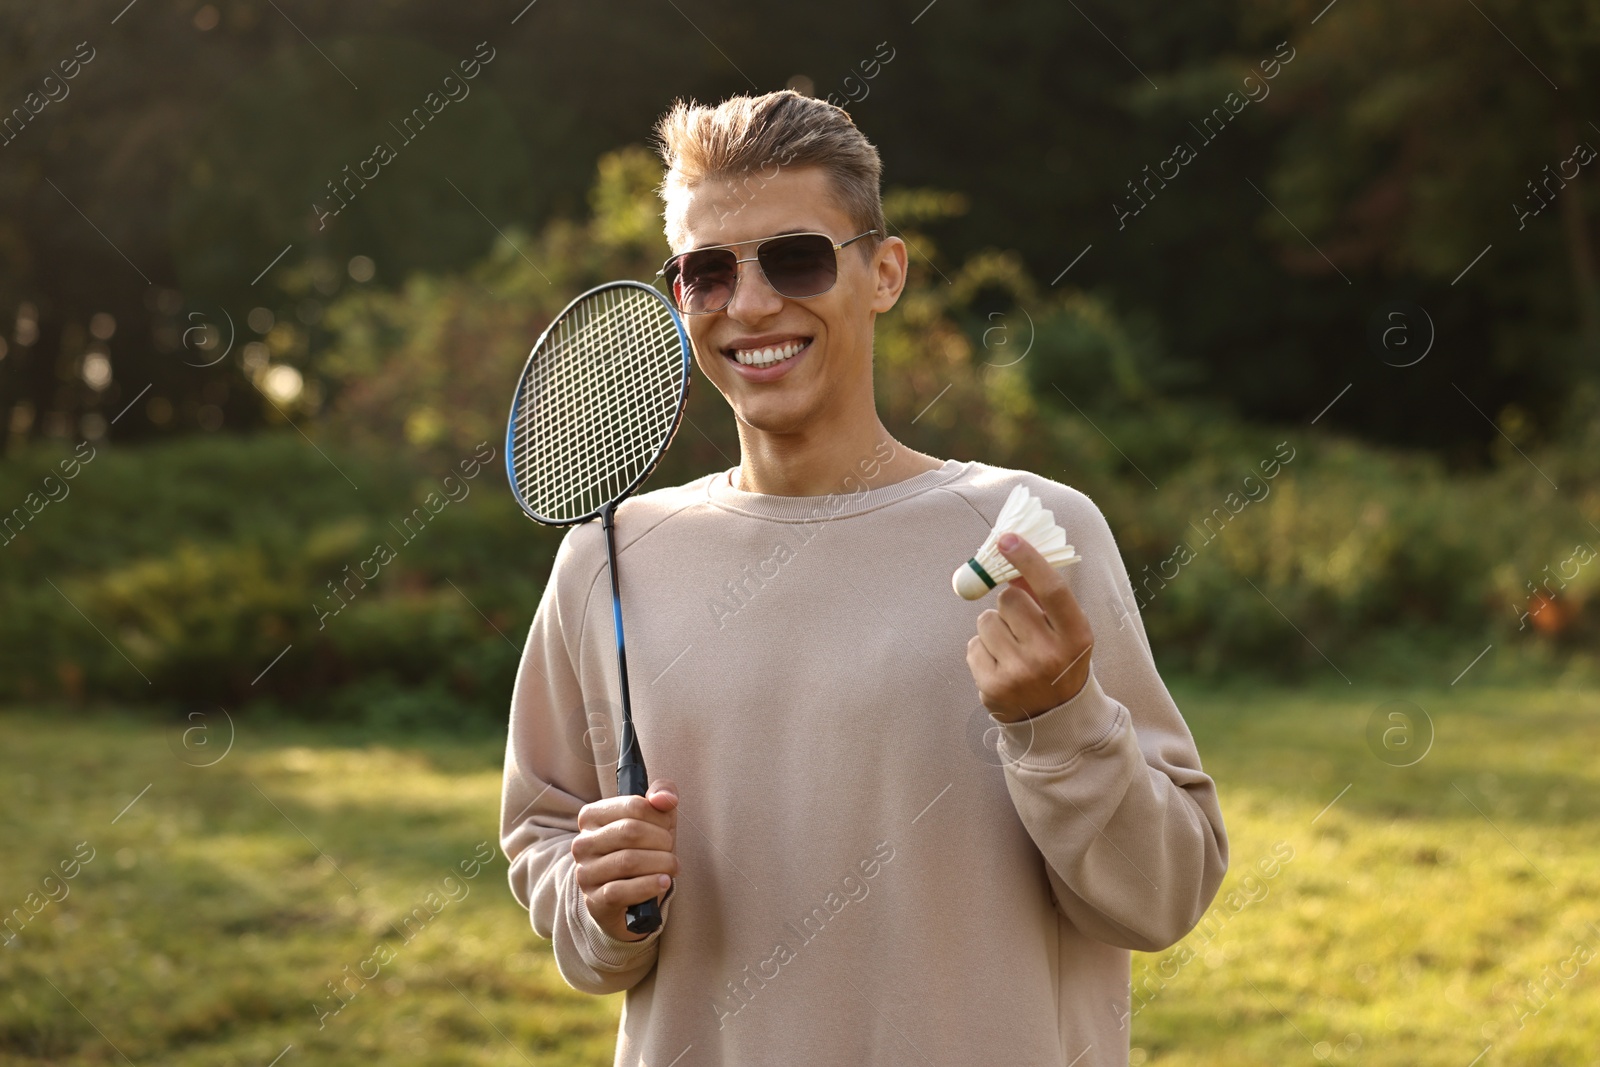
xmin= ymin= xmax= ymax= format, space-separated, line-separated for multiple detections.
xmin=602 ymin=504 xmax=663 ymax=935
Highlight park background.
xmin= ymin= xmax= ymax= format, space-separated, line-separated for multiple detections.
xmin=2 ymin=1 xmax=1599 ymax=1064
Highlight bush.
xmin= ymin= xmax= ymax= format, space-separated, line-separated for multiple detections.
xmin=3 ymin=406 xmax=1594 ymax=723
xmin=0 ymin=433 xmax=558 ymax=725
xmin=4 ymin=149 xmax=1594 ymax=720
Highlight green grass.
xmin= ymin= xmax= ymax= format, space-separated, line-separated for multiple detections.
xmin=2 ymin=676 xmax=1596 ymax=1066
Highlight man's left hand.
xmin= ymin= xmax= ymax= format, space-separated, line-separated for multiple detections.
xmin=965 ymin=533 xmax=1094 ymax=724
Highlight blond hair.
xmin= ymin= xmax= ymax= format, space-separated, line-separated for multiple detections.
xmin=651 ymin=89 xmax=886 ymax=251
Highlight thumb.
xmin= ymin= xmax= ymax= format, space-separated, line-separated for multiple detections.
xmin=647 ymin=777 xmax=679 ymax=810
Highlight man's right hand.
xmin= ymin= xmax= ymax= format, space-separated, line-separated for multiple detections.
xmin=572 ymin=777 xmax=679 ymax=942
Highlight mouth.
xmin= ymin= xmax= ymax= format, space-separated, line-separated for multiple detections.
xmin=722 ymin=337 xmax=812 ymax=369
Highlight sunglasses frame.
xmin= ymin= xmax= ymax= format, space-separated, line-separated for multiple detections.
xmin=655 ymin=229 xmax=880 ymax=315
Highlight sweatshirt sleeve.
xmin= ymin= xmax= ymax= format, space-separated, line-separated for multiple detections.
xmin=499 ymin=526 xmax=677 ymax=995
xmin=993 ymin=485 xmax=1229 ymax=953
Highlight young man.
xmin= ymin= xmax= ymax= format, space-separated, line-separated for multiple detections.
xmin=500 ymin=90 xmax=1228 ymax=1066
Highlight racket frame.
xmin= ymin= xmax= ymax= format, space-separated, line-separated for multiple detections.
xmin=504 ymin=279 xmax=693 ymax=528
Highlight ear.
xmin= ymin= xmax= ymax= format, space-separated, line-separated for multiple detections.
xmin=869 ymin=236 xmax=909 ymax=314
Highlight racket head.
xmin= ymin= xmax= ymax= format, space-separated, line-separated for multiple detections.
xmin=505 ymin=280 xmax=692 ymax=526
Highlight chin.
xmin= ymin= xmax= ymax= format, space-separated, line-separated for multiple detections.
xmin=733 ymin=399 xmax=820 ymax=437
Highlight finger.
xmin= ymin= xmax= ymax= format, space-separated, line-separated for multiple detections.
xmin=575 ymin=847 xmax=679 ymax=891
xmin=600 ymin=815 xmax=675 ymax=853
xmin=995 ymin=533 xmax=1081 ymax=631
xmin=994 ymin=583 xmax=1051 ymax=646
xmin=573 ymin=815 xmax=675 ymax=860
xmin=572 ymin=827 xmax=670 ymax=866
xmin=966 ymin=632 xmax=999 ymax=675
xmin=575 ymin=797 xmax=617 ymax=832
xmin=1005 ymin=574 xmax=1040 ymax=609
xmin=616 ymin=792 xmax=675 ymax=827
xmin=975 ymin=607 xmax=1022 ymax=660
xmin=966 ymin=636 xmax=1000 ymax=696
xmin=577 ymin=792 xmax=658 ymax=831
xmin=589 ymin=871 xmax=674 ymax=915
xmin=646 ymin=777 xmax=679 ymax=812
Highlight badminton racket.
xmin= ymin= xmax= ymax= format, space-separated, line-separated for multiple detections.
xmin=505 ymin=279 xmax=692 ymax=935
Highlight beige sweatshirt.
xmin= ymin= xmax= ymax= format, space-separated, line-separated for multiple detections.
xmin=500 ymin=455 xmax=1229 ymax=1066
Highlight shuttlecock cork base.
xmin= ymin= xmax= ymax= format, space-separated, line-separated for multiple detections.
xmin=953 ymin=485 xmax=1081 ymax=599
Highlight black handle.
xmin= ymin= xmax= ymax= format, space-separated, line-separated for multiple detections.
xmin=617 ymin=754 xmax=663 ymax=935
xmin=626 ymin=893 xmax=662 ymax=935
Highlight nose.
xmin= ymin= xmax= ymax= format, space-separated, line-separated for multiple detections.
xmin=723 ymin=255 xmax=785 ymax=322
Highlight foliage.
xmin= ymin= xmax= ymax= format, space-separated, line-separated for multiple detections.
xmin=0 ymin=402 xmax=1595 ymax=724
xmin=317 ymin=145 xmax=672 ymax=461
xmin=0 ymin=149 xmax=1595 ymax=721
xmin=2 ymin=0 xmax=1598 ymax=459
xmin=0 ymin=433 xmax=558 ymax=725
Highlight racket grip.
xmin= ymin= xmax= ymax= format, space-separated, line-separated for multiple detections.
xmin=616 ymin=758 xmax=663 ymax=935
xmin=626 ymin=896 xmax=662 ymax=935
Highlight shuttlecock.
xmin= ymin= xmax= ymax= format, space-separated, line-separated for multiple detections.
xmin=952 ymin=485 xmax=1081 ymax=600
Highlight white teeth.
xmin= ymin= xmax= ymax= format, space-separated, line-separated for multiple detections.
xmin=732 ymin=341 xmax=804 ymax=367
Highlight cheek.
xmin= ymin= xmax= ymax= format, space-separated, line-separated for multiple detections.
xmin=691 ymin=344 xmax=718 ymax=378
xmin=692 ymin=338 xmax=733 ymax=386
xmin=816 ymin=301 xmax=858 ymax=353
xmin=690 ymin=329 xmax=718 ymax=363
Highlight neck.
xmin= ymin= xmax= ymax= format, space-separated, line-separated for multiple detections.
xmin=731 ymin=415 xmax=943 ymax=496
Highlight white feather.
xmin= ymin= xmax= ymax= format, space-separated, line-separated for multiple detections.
xmin=952 ymin=485 xmax=1081 ymax=599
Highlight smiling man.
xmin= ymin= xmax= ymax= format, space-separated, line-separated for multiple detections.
xmin=500 ymin=89 xmax=1228 ymax=1067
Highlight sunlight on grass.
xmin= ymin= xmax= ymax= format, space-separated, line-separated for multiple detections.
xmin=0 ymin=713 xmax=623 ymax=1066
xmin=1141 ymin=678 xmax=1600 ymax=1067
xmin=2 ymin=676 xmax=1596 ymax=1065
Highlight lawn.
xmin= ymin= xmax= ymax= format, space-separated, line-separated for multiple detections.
xmin=1 ymin=674 xmax=1595 ymax=1066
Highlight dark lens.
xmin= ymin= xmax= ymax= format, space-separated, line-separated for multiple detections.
xmin=757 ymin=234 xmax=837 ymax=299
xmin=673 ymin=248 xmax=737 ymax=313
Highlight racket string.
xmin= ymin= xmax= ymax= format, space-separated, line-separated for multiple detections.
xmin=512 ymin=286 xmax=687 ymax=523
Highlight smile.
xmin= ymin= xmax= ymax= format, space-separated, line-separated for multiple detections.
xmin=724 ymin=338 xmax=810 ymax=367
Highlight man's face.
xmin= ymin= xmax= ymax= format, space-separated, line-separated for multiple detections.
xmin=671 ymin=166 xmax=906 ymax=438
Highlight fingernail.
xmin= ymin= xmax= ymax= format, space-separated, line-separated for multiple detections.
xmin=999 ymin=533 xmax=1019 ymax=550
xmin=657 ymin=875 xmax=671 ymax=889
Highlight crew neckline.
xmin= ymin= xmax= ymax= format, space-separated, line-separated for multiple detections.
xmin=704 ymin=458 xmax=971 ymax=523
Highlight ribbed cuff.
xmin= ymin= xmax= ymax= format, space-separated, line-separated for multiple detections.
xmin=568 ymin=874 xmax=675 ymax=971
xmin=994 ymin=669 xmax=1126 ymax=768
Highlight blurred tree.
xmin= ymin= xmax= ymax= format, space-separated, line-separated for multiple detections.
xmin=1236 ymin=0 xmax=1600 ymax=452
xmin=3 ymin=0 xmax=1598 ymax=461
xmin=318 ymin=146 xmax=675 ymax=462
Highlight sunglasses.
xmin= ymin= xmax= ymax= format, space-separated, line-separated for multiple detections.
xmin=657 ymin=229 xmax=879 ymax=315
